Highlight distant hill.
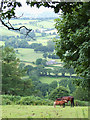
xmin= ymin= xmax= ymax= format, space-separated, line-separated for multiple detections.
xmin=23 ymin=11 xmax=59 ymax=19
xmin=37 ymin=11 xmax=59 ymax=18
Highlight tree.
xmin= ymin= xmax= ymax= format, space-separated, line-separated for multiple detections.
xmin=49 ymin=81 xmax=57 ymax=89
xmin=47 ymin=40 xmax=55 ymax=52
xmin=20 ymin=78 xmax=33 ymax=96
xmin=35 ymin=82 xmax=49 ymax=97
xmin=36 ymin=58 xmax=43 ymax=65
xmin=54 ymin=3 xmax=89 ymax=88
xmin=59 ymin=79 xmax=76 ymax=94
xmin=19 ymin=63 xmax=26 ymax=75
xmin=24 ymin=65 xmax=33 ymax=75
xmin=43 ymin=52 xmax=48 ymax=59
xmin=36 ymin=58 xmax=47 ymax=66
xmin=49 ymin=86 xmax=70 ymax=100
xmin=59 ymin=68 xmax=66 ymax=77
xmin=29 ymin=43 xmax=42 ymax=49
xmin=52 ymin=68 xmax=60 ymax=77
xmin=2 ymin=47 xmax=34 ymax=96
xmin=29 ymin=69 xmax=39 ymax=81
xmin=41 ymin=33 xmax=46 ymax=37
xmin=2 ymin=47 xmax=21 ymax=95
xmin=73 ymin=86 xmax=89 ymax=101
xmin=34 ymin=46 xmax=48 ymax=53
xmin=66 ymin=68 xmax=75 ymax=78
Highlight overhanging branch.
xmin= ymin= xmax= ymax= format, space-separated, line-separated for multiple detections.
xmin=0 ymin=18 xmax=32 ymax=32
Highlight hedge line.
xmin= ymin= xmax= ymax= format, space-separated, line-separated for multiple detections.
xmin=1 ymin=95 xmax=89 ymax=106
xmin=1 ymin=95 xmax=53 ymax=105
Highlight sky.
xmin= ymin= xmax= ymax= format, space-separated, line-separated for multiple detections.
xmin=15 ymin=0 xmax=59 ymax=18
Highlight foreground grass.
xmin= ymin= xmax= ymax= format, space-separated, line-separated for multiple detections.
xmin=2 ymin=105 xmax=88 ymax=118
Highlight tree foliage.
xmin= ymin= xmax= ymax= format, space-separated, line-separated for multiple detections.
xmin=2 ymin=47 xmax=21 ymax=94
xmin=54 ymin=3 xmax=89 ymax=88
xmin=2 ymin=47 xmax=33 ymax=96
xmin=73 ymin=86 xmax=89 ymax=101
xmin=49 ymin=86 xmax=70 ymax=100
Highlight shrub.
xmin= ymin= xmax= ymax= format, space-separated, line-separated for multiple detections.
xmin=2 ymin=99 xmax=12 ymax=105
xmin=74 ymin=100 xmax=89 ymax=106
xmin=2 ymin=95 xmax=21 ymax=105
xmin=2 ymin=95 xmax=53 ymax=105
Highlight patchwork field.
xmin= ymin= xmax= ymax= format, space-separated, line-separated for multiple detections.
xmin=15 ymin=48 xmax=61 ymax=65
xmin=1 ymin=19 xmax=55 ymax=36
xmin=2 ymin=105 xmax=89 ymax=118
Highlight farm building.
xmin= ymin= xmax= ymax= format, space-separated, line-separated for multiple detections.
xmin=46 ymin=60 xmax=57 ymax=65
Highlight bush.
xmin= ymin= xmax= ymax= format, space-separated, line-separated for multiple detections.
xmin=16 ymin=96 xmax=53 ymax=105
xmin=2 ymin=95 xmax=53 ymax=105
xmin=2 ymin=99 xmax=12 ymax=105
xmin=74 ymin=100 xmax=89 ymax=106
xmin=2 ymin=95 xmax=89 ymax=106
xmin=2 ymin=95 xmax=21 ymax=105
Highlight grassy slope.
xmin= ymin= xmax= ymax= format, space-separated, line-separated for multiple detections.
xmin=1 ymin=19 xmax=56 ymax=46
xmin=39 ymin=76 xmax=67 ymax=84
xmin=15 ymin=48 xmax=43 ymax=62
xmin=1 ymin=26 xmax=20 ymax=36
xmin=15 ymin=48 xmax=60 ymax=64
xmin=2 ymin=105 xmax=88 ymax=118
xmin=37 ymin=20 xmax=55 ymax=28
xmin=0 ymin=41 xmax=5 ymax=46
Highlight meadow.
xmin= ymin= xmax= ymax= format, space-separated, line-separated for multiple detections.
xmin=0 ymin=19 xmax=55 ymax=36
xmin=15 ymin=48 xmax=43 ymax=62
xmin=15 ymin=48 xmax=61 ymax=65
xmin=2 ymin=105 xmax=89 ymax=118
xmin=39 ymin=76 xmax=68 ymax=84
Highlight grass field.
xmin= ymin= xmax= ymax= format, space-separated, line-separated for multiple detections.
xmin=15 ymin=48 xmax=60 ymax=64
xmin=1 ymin=19 xmax=55 ymax=36
xmin=15 ymin=48 xmax=43 ymax=62
xmin=1 ymin=26 xmax=20 ymax=36
xmin=39 ymin=76 xmax=67 ymax=84
xmin=2 ymin=105 xmax=89 ymax=118
xmin=0 ymin=41 xmax=5 ymax=46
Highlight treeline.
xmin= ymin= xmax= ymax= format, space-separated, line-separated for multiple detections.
xmin=5 ymin=40 xmax=55 ymax=53
xmin=1 ymin=31 xmax=36 ymax=44
xmin=26 ymin=58 xmax=75 ymax=77
xmin=43 ymin=53 xmax=60 ymax=59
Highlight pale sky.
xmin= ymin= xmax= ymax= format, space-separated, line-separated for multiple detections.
xmin=15 ymin=0 xmax=59 ymax=18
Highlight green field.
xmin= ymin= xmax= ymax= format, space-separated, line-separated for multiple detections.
xmin=0 ymin=41 xmax=5 ymax=46
xmin=2 ymin=105 xmax=88 ymax=118
xmin=15 ymin=48 xmax=43 ymax=62
xmin=15 ymin=48 xmax=60 ymax=64
xmin=0 ymin=26 xmax=20 ymax=36
xmin=40 ymin=76 xmax=67 ymax=84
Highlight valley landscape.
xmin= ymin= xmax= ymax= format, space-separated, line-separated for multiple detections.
xmin=1 ymin=9 xmax=89 ymax=119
